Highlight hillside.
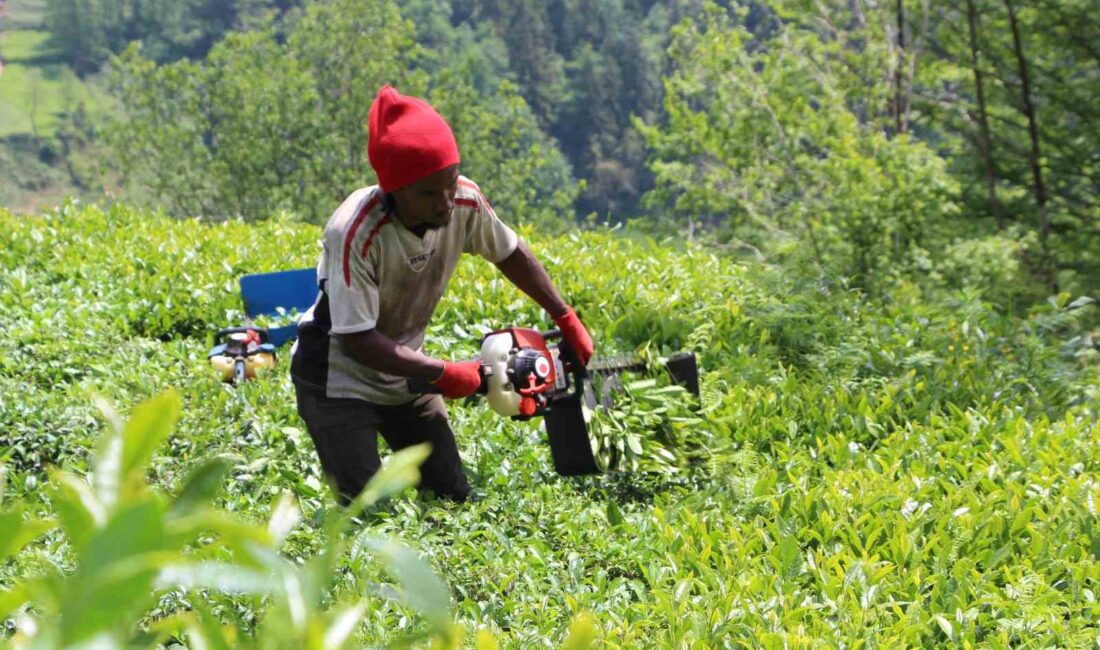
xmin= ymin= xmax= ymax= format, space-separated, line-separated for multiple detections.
xmin=0 ymin=0 xmax=115 ymax=212
xmin=1 ymin=203 xmax=1098 ymax=647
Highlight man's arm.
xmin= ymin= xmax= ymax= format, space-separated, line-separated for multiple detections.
xmin=494 ymin=239 xmax=595 ymax=365
xmin=336 ymin=329 xmax=444 ymax=380
xmin=494 ymin=240 xmax=569 ymax=319
xmin=336 ymin=241 xmax=576 ymax=381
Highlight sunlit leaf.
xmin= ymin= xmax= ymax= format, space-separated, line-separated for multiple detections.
xmin=0 ymin=584 xmax=29 ymax=620
xmin=561 ymin=613 xmax=598 ymax=650
xmin=933 ymin=614 xmax=954 ymax=639
xmin=475 ymin=629 xmax=500 ymax=650
xmin=169 ymin=456 xmax=233 ymax=519
xmin=60 ymin=499 xmax=167 ymax=644
xmin=359 ymin=537 xmax=451 ymax=633
xmin=323 ymin=601 xmax=368 ymax=649
xmin=267 ymin=492 xmax=300 ymax=546
xmin=52 ymin=472 xmax=106 ymax=550
xmin=351 ymin=443 xmax=431 ymax=511
xmin=0 ymin=510 xmax=54 ymax=563
xmin=155 ymin=562 xmax=277 ymax=595
xmin=120 ymin=390 xmax=182 ymax=497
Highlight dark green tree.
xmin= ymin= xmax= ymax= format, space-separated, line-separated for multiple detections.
xmin=43 ymin=0 xmax=302 ymax=73
xmin=105 ymin=0 xmax=578 ymax=225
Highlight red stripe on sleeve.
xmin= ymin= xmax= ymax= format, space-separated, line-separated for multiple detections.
xmin=343 ymin=194 xmax=381 ymax=287
xmin=360 ymin=215 xmax=391 ymax=257
xmin=458 ymin=179 xmax=494 ymax=211
xmin=454 ymin=197 xmax=479 ymax=211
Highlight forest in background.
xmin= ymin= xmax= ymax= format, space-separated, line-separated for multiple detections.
xmin=1 ymin=0 xmax=1098 ymax=308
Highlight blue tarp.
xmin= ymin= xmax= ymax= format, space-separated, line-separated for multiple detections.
xmin=239 ymin=268 xmax=318 ymax=347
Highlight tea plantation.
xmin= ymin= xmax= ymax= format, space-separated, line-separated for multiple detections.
xmin=1 ymin=203 xmax=1098 ymax=648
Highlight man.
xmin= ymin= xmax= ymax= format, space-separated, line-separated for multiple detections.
xmin=291 ymin=86 xmax=593 ymax=503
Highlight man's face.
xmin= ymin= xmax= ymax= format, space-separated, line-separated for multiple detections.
xmin=391 ymin=164 xmax=459 ymax=231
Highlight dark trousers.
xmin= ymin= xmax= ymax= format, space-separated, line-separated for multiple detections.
xmin=294 ymin=383 xmax=471 ymax=504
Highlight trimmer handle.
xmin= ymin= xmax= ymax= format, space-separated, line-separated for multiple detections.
xmin=215 ymin=326 xmax=271 ymax=344
xmin=553 ymin=336 xmax=588 ymax=400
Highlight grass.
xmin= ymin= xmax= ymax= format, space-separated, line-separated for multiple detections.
xmin=0 ymin=1 xmax=115 ymax=213
xmin=0 ymin=29 xmax=111 ymax=138
xmin=0 ymin=203 xmax=1098 ymax=647
xmin=4 ymin=0 xmax=48 ymax=30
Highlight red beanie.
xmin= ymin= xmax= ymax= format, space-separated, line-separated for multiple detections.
xmin=368 ymin=86 xmax=461 ymax=192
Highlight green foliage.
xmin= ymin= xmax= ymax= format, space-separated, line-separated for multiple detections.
xmin=2 ymin=203 xmax=1097 ymax=646
xmin=457 ymin=0 xmax=673 ymax=218
xmin=0 ymin=385 xmax=461 ymax=647
xmin=0 ymin=8 xmax=118 ymax=212
xmin=103 ymin=2 xmax=411 ymax=222
xmin=41 ymin=0 xmax=299 ymax=74
xmin=586 ymin=376 xmax=709 ymax=474
xmin=10 ymin=0 xmax=1099 ymax=294
xmin=424 ymin=73 xmax=579 ymax=231
xmin=638 ymin=3 xmax=960 ymax=286
xmin=913 ymin=0 xmax=1100 ymax=243
xmin=104 ymin=0 xmax=579 ymax=225
xmin=0 ymin=136 xmax=71 ymax=209
xmin=929 ymin=229 xmax=1040 ymax=310
xmin=769 ymin=0 xmax=1089 ymax=231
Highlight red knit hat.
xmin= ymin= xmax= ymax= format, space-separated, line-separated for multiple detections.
xmin=368 ymin=86 xmax=461 ymax=192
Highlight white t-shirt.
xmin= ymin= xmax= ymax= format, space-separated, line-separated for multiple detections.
xmin=291 ymin=176 xmax=519 ymax=404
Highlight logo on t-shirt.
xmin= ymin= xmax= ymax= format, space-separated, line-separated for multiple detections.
xmin=408 ymin=249 xmax=435 ymax=271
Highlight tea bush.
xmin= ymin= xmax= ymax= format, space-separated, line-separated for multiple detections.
xmin=1 ymin=203 xmax=1098 ymax=647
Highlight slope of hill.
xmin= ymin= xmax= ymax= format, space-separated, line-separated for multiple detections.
xmin=0 ymin=0 xmax=115 ymax=135
xmin=0 ymin=0 xmax=114 ymax=212
xmin=1 ymin=203 xmax=1098 ymax=646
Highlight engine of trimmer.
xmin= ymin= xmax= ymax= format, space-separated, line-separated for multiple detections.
xmin=479 ymin=327 xmax=572 ymax=419
xmin=413 ymin=327 xmax=700 ymax=476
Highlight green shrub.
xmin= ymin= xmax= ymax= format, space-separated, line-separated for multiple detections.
xmin=1 ymin=203 xmax=1098 ymax=646
xmin=934 ymin=230 xmax=1040 ymax=308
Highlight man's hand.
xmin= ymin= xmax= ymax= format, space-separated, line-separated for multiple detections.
xmin=431 ymin=360 xmax=483 ymax=398
xmin=553 ymin=308 xmax=594 ymax=366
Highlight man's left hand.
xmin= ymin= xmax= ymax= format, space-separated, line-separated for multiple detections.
xmin=553 ymin=307 xmax=594 ymax=366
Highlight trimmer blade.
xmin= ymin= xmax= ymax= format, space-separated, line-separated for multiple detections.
xmin=544 ymin=393 xmax=600 ymax=475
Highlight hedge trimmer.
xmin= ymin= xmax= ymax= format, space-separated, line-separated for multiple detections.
xmin=410 ymin=327 xmax=700 ymax=476
xmin=208 ymin=326 xmax=277 ymax=383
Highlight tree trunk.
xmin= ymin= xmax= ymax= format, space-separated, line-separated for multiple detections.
xmin=966 ymin=0 xmax=1003 ymax=228
xmin=894 ymin=0 xmax=908 ymax=134
xmin=29 ymin=74 xmax=40 ymax=143
xmin=1004 ymin=0 xmax=1049 ymax=245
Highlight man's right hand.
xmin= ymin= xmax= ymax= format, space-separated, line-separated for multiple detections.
xmin=430 ymin=360 xmax=482 ymax=399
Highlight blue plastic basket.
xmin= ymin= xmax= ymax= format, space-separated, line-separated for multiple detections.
xmin=239 ymin=268 xmax=318 ymax=347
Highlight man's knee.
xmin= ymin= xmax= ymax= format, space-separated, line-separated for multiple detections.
xmin=328 ymin=460 xmax=379 ymax=506
xmin=419 ymin=473 xmax=470 ymax=502
xmin=295 ymin=386 xmax=385 ymax=507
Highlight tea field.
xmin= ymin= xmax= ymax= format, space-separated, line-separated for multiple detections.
xmin=1 ymin=203 xmax=1099 ymax=648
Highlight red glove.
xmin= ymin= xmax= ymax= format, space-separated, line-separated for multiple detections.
xmin=431 ymin=360 xmax=482 ymax=399
xmin=554 ymin=308 xmax=594 ymax=366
